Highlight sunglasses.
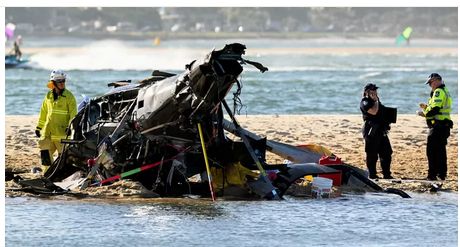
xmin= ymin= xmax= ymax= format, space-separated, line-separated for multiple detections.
xmin=54 ymin=80 xmax=66 ymax=83
xmin=428 ymin=79 xmax=438 ymax=85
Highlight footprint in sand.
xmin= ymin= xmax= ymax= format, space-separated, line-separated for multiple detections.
xmin=276 ymin=131 xmax=291 ymax=136
xmin=18 ymin=129 xmax=34 ymax=135
xmin=11 ymin=126 xmax=19 ymax=129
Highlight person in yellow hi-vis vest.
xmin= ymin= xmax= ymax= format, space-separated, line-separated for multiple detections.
xmin=35 ymin=69 xmax=77 ymax=173
xmin=418 ymin=73 xmax=453 ymax=181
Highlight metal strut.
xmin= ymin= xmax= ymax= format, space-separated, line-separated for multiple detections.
xmin=79 ymin=100 xmax=136 ymax=190
xmin=221 ymin=99 xmax=280 ymax=200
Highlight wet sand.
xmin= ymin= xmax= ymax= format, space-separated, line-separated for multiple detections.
xmin=4 ymin=114 xmax=458 ymax=198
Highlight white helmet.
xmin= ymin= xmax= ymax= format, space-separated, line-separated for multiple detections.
xmin=47 ymin=69 xmax=68 ymax=89
xmin=49 ymin=69 xmax=68 ymax=82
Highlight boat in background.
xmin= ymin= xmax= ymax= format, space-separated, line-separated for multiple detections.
xmin=5 ymin=55 xmax=32 ymax=69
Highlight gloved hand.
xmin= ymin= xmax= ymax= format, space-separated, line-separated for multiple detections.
xmin=35 ymin=130 xmax=41 ymax=138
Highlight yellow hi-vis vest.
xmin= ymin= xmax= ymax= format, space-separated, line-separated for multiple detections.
xmin=36 ymin=89 xmax=77 ymax=141
xmin=424 ymin=85 xmax=452 ymax=121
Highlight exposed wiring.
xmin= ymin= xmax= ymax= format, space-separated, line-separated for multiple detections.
xmin=232 ymin=77 xmax=247 ymax=116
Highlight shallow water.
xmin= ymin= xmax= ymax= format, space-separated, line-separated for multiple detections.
xmin=4 ymin=38 xmax=458 ymax=115
xmin=4 ymin=192 xmax=458 ymax=247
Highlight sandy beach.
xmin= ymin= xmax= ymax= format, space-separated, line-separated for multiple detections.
xmin=4 ymin=114 xmax=458 ymax=197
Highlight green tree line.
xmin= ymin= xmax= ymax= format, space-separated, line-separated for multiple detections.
xmin=5 ymin=7 xmax=458 ymax=35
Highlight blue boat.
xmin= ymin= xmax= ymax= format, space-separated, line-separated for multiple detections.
xmin=5 ymin=55 xmax=31 ymax=69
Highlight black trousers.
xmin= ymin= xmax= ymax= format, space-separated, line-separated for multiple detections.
xmin=363 ymin=129 xmax=393 ymax=177
xmin=427 ymin=126 xmax=450 ymax=178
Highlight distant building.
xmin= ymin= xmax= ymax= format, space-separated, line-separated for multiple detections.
xmin=49 ymin=8 xmax=72 ymax=30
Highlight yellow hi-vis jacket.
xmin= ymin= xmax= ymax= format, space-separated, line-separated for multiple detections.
xmin=36 ymin=89 xmax=77 ymax=141
xmin=424 ymin=85 xmax=452 ymax=121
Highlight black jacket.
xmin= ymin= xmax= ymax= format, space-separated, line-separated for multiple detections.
xmin=360 ymin=97 xmax=390 ymax=137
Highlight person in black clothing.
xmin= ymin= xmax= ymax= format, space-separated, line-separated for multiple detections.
xmin=9 ymin=35 xmax=22 ymax=61
xmin=360 ymin=83 xmax=394 ymax=179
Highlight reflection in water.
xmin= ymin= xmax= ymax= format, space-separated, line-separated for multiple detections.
xmin=126 ymin=201 xmax=227 ymax=220
xmin=5 ymin=192 xmax=458 ymax=247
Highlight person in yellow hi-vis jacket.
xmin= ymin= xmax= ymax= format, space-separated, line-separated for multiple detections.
xmin=35 ymin=69 xmax=77 ymax=173
xmin=418 ymin=73 xmax=453 ymax=181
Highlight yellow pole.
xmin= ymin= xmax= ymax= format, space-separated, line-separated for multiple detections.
xmin=197 ymin=123 xmax=216 ymax=201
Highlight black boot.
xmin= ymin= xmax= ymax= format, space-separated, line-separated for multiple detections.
xmin=40 ymin=150 xmax=52 ymax=173
xmin=369 ymin=174 xmax=380 ymax=179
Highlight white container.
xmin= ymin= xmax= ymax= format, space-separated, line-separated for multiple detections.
xmin=311 ymin=177 xmax=333 ymax=199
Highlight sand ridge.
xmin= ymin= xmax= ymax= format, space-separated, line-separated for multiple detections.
xmin=4 ymin=114 xmax=458 ymax=197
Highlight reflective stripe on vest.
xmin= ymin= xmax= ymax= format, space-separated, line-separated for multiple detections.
xmin=51 ymin=135 xmax=68 ymax=141
xmin=435 ymin=112 xmax=451 ymax=120
xmin=48 ymin=110 xmax=70 ymax=115
xmin=435 ymin=87 xmax=452 ymax=120
xmin=439 ymin=87 xmax=451 ymax=109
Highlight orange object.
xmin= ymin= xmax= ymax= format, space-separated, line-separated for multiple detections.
xmin=297 ymin=144 xmax=333 ymax=157
xmin=318 ymin=156 xmax=342 ymax=186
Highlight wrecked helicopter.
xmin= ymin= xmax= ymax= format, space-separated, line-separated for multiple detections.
xmin=15 ymin=43 xmax=410 ymax=199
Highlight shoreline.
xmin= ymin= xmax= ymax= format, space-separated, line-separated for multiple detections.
xmin=7 ymin=47 xmax=458 ymax=55
xmin=4 ymin=114 xmax=458 ymax=196
xmin=13 ymin=31 xmax=459 ymax=40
